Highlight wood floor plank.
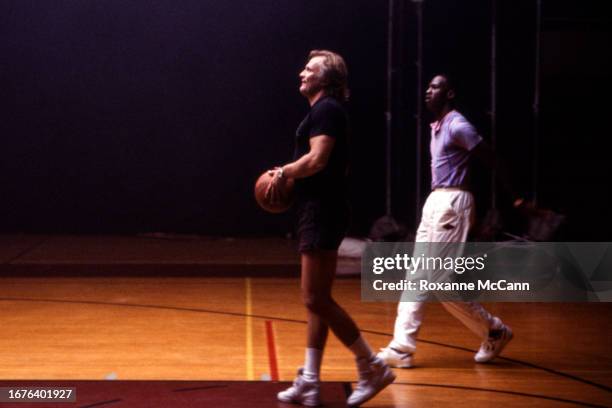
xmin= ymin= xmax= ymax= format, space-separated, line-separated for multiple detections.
xmin=0 ymin=276 xmax=610 ymax=407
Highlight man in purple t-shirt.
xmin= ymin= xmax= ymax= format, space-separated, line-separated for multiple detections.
xmin=378 ymin=74 xmax=514 ymax=368
xmin=430 ymin=109 xmax=481 ymax=189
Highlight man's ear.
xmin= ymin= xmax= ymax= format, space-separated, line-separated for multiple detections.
xmin=318 ymin=73 xmax=330 ymax=86
xmin=447 ymin=89 xmax=456 ymax=100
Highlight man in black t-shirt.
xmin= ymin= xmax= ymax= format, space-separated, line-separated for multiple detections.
xmin=267 ymin=50 xmax=394 ymax=407
xmin=292 ymin=92 xmax=350 ymax=253
xmin=293 ymin=92 xmax=348 ymax=202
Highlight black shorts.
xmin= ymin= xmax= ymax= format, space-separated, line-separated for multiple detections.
xmin=296 ymin=200 xmax=349 ymax=253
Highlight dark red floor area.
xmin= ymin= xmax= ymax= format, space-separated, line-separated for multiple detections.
xmin=0 ymin=380 xmax=352 ymax=408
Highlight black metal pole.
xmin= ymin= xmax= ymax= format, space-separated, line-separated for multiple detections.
xmin=533 ymin=0 xmax=542 ymax=206
xmin=414 ymin=0 xmax=424 ymax=225
xmin=385 ymin=0 xmax=395 ymax=216
xmin=490 ymin=0 xmax=497 ymax=209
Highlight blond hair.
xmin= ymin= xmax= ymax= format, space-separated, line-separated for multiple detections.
xmin=308 ymin=49 xmax=349 ymax=102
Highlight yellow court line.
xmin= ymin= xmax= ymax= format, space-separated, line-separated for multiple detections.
xmin=245 ymin=277 xmax=254 ymax=380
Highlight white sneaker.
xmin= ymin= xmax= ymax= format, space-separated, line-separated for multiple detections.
xmin=377 ymin=346 xmax=413 ymax=368
xmin=277 ymin=367 xmax=320 ymax=407
xmin=347 ymin=357 xmax=396 ymax=407
xmin=474 ymin=325 xmax=513 ymax=363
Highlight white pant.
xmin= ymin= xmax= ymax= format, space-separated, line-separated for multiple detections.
xmin=390 ymin=190 xmax=500 ymax=352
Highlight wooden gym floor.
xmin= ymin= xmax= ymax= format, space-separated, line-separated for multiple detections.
xmin=0 ymin=235 xmax=610 ymax=407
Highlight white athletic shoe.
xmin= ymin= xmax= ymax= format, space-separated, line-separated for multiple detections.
xmin=377 ymin=346 xmax=414 ymax=368
xmin=347 ymin=357 xmax=396 ymax=407
xmin=474 ymin=324 xmax=514 ymax=363
xmin=277 ymin=367 xmax=320 ymax=407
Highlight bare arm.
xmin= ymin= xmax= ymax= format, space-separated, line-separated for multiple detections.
xmin=265 ymin=135 xmax=335 ymax=202
xmin=281 ymin=135 xmax=335 ymax=179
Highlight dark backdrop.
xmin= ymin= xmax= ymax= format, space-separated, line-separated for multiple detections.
xmin=1 ymin=0 xmax=609 ymax=239
xmin=0 ymin=0 xmax=387 ymax=235
xmin=392 ymin=0 xmax=611 ymax=240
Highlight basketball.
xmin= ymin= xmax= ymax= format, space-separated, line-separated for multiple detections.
xmin=254 ymin=171 xmax=295 ymax=213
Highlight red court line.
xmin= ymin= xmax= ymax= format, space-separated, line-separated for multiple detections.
xmin=265 ymin=320 xmax=279 ymax=381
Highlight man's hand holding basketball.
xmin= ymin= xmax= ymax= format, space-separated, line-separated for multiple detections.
xmin=265 ymin=167 xmax=286 ymax=204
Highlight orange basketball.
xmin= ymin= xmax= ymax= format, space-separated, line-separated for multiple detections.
xmin=254 ymin=171 xmax=295 ymax=213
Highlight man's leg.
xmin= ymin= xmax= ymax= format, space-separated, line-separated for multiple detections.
xmin=375 ymin=301 xmax=425 ymax=368
xmin=280 ymin=250 xmax=395 ymax=406
xmin=390 ymin=301 xmax=426 ymax=353
xmin=278 ymin=250 xmax=345 ymax=407
xmin=303 ymin=251 xmax=395 ymax=406
xmin=441 ymin=302 xmax=497 ymax=338
xmin=301 ymin=250 xmax=361 ymax=347
xmin=432 ymin=191 xmax=513 ymax=362
xmin=378 ymin=195 xmax=435 ymax=367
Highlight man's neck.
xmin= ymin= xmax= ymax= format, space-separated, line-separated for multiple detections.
xmin=433 ymin=105 xmax=453 ymax=122
xmin=308 ymin=90 xmax=326 ymax=107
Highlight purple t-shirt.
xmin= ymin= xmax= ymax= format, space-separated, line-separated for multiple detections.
xmin=430 ymin=110 xmax=482 ymax=189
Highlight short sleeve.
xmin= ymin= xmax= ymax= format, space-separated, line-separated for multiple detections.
xmin=449 ymin=118 xmax=482 ymax=151
xmin=308 ymin=99 xmax=346 ymax=140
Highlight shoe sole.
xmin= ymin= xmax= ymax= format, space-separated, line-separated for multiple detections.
xmin=277 ymin=394 xmax=320 ymax=407
xmin=377 ymin=351 xmax=413 ymax=369
xmin=385 ymin=360 xmax=413 ymax=369
xmin=348 ymin=370 xmax=396 ymax=407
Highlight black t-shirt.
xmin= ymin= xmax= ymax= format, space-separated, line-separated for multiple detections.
xmin=293 ymin=96 xmax=349 ymax=203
